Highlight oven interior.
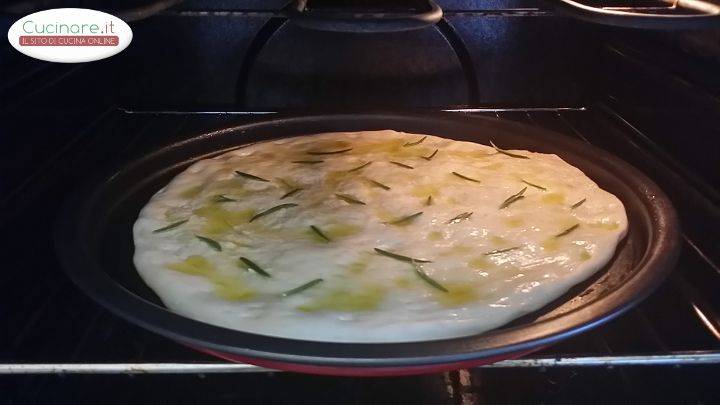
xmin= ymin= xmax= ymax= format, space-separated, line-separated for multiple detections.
xmin=1 ymin=0 xmax=719 ymax=403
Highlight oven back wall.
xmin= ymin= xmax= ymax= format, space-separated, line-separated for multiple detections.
xmin=112 ymin=6 xmax=593 ymax=110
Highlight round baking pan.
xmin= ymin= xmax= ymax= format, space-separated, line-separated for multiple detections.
xmin=55 ymin=113 xmax=680 ymax=376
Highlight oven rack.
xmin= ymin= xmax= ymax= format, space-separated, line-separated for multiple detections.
xmin=1 ymin=105 xmax=719 ymax=378
xmin=3 ymin=351 xmax=720 ymax=374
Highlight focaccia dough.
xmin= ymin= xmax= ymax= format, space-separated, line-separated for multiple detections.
xmin=133 ymin=130 xmax=627 ymax=342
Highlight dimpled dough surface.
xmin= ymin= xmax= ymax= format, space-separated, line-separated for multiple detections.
xmin=133 ymin=130 xmax=627 ymax=343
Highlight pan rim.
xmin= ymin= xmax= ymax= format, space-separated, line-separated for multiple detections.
xmin=55 ymin=112 xmax=680 ymax=368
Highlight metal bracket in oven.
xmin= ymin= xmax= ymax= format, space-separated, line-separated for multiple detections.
xmin=284 ymin=0 xmax=443 ymax=33
xmin=555 ymin=0 xmax=720 ymax=29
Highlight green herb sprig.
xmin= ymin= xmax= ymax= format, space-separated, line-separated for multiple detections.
xmin=153 ymin=220 xmax=188 ymax=233
xmin=374 ymin=248 xmax=432 ymax=263
xmin=385 ymin=212 xmax=423 ymax=225
xmin=422 ymin=149 xmax=439 ymax=161
xmin=282 ymin=279 xmax=324 ymax=296
xmin=249 ymin=203 xmax=298 ymax=222
xmin=196 ymin=235 xmax=221 ymax=251
xmin=239 ymin=257 xmax=272 ymax=277
xmin=403 ymin=136 xmax=427 ymax=147
xmin=571 ymin=198 xmax=587 ymax=209
xmin=452 ymin=172 xmax=481 ymax=183
xmin=484 ymin=246 xmax=521 ymax=256
xmin=292 ymin=160 xmax=324 ymax=165
xmin=411 ymin=261 xmax=448 ymax=292
xmin=490 ymin=141 xmax=529 ymax=159
xmin=235 ymin=170 xmax=270 ymax=182
xmin=448 ymin=212 xmax=473 ymax=224
xmin=555 ymin=224 xmax=580 ymax=238
xmin=335 ymin=193 xmax=366 ymax=205
xmin=306 ymin=148 xmax=353 ymax=155
xmin=212 ymin=195 xmax=236 ymax=203
xmin=309 ymin=225 xmax=331 ymax=242
xmin=280 ymin=188 xmax=303 ymax=199
xmin=499 ymin=187 xmax=527 ymax=209
xmin=522 ymin=180 xmax=546 ymax=191
xmin=347 ymin=161 xmax=372 ymax=173
xmin=368 ymin=179 xmax=391 ymax=190
xmin=389 ymin=161 xmax=414 ymax=169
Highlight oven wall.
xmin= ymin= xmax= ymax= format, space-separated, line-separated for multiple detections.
xmin=592 ymin=27 xmax=720 ymax=187
xmin=90 ymin=2 xmax=594 ymax=109
xmin=1 ymin=1 xmax=718 ymax=213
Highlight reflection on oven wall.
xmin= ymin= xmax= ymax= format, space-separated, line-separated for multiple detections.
xmin=240 ymin=23 xmax=471 ymax=108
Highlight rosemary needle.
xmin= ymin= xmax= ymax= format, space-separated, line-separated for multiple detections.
xmin=555 ymin=224 xmax=580 ymax=238
xmin=389 ymin=161 xmax=414 ymax=169
xmin=235 ymin=170 xmax=270 ymax=182
xmin=292 ymin=160 xmax=324 ymax=164
xmin=571 ymin=198 xmax=587 ymax=209
xmin=306 ymin=148 xmax=353 ymax=155
xmin=282 ymin=279 xmax=324 ymax=296
xmin=411 ymin=261 xmax=448 ymax=292
xmin=522 ymin=179 xmax=546 ymax=191
xmin=212 ymin=194 xmax=236 ymax=203
xmin=280 ymin=188 xmax=303 ymax=199
xmin=249 ymin=203 xmax=298 ymax=222
xmin=448 ymin=212 xmax=473 ymax=224
xmin=499 ymin=187 xmax=527 ymax=209
xmin=335 ymin=193 xmax=366 ymax=205
xmin=347 ymin=161 xmax=372 ymax=172
xmin=452 ymin=172 xmax=481 ymax=183
xmin=386 ymin=212 xmax=423 ymax=225
xmin=153 ymin=220 xmax=187 ymax=233
xmin=403 ymin=135 xmax=427 ymax=147
xmin=374 ymin=248 xmax=432 ymax=263
xmin=239 ymin=257 xmax=272 ymax=277
xmin=309 ymin=225 xmax=331 ymax=242
xmin=422 ymin=149 xmax=439 ymax=161
xmin=426 ymin=195 xmax=433 ymax=206
xmin=490 ymin=140 xmax=529 ymax=159
xmin=368 ymin=179 xmax=391 ymax=190
xmin=484 ymin=246 xmax=521 ymax=256
xmin=195 ymin=235 xmax=221 ymax=251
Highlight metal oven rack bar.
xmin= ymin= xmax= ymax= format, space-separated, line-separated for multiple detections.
xmin=2 ymin=352 xmax=720 ymax=374
xmin=554 ymin=0 xmax=720 ymax=29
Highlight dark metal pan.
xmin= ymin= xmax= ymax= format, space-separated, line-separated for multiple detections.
xmin=55 ymin=113 xmax=680 ymax=376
